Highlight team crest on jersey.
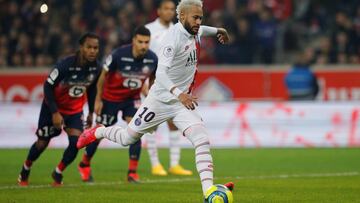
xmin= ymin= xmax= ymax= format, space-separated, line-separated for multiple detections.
xmin=142 ymin=65 xmax=150 ymax=74
xmin=163 ymin=46 xmax=174 ymax=57
xmin=135 ymin=118 xmax=142 ymax=126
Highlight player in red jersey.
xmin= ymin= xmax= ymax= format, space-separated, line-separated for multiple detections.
xmin=77 ymin=26 xmax=157 ymax=183
xmin=17 ymin=33 xmax=101 ymax=186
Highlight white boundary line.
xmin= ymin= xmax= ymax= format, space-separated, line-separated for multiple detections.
xmin=0 ymin=171 xmax=358 ymax=190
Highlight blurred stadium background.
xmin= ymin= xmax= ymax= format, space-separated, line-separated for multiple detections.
xmin=0 ymin=0 xmax=359 ymax=202
xmin=0 ymin=0 xmax=359 ymax=66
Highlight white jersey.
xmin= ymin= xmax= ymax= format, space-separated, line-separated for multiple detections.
xmin=149 ymin=22 xmax=217 ymax=102
xmin=145 ymin=18 xmax=173 ymax=55
xmin=142 ymin=18 xmax=173 ymax=96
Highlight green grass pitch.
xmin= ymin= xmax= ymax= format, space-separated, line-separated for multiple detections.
xmin=0 ymin=148 xmax=359 ymax=202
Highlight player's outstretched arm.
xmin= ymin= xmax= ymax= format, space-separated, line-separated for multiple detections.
xmin=216 ymin=28 xmax=229 ymax=44
xmin=200 ymin=26 xmax=229 ymax=44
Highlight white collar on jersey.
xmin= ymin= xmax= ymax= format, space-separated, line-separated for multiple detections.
xmin=176 ymin=22 xmax=193 ymax=39
xmin=155 ymin=18 xmax=174 ymax=29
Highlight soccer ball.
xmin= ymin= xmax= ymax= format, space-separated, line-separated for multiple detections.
xmin=205 ymin=184 xmax=234 ymax=203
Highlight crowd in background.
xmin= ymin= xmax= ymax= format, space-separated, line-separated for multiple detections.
xmin=0 ymin=0 xmax=359 ymax=67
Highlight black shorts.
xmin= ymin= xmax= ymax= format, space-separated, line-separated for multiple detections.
xmin=36 ymin=102 xmax=83 ymax=140
xmin=96 ymin=99 xmax=138 ymax=126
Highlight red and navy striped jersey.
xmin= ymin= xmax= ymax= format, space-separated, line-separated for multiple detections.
xmin=45 ymin=54 xmax=101 ymax=115
xmin=102 ymin=45 xmax=157 ymax=102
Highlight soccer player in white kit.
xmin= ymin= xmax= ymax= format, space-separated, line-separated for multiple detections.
xmin=77 ymin=0 xmax=234 ymax=200
xmin=144 ymin=0 xmax=193 ymax=177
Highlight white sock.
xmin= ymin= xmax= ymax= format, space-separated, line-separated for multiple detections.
xmin=23 ymin=163 xmax=30 ymax=170
xmin=95 ymin=126 xmax=140 ymax=146
xmin=95 ymin=126 xmax=106 ymax=139
xmin=55 ymin=167 xmax=62 ymax=174
xmin=146 ymin=132 xmax=160 ymax=167
xmin=169 ymin=130 xmax=181 ymax=167
xmin=185 ymin=125 xmax=213 ymax=195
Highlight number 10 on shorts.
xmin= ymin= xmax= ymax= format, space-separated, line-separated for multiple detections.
xmin=135 ymin=107 xmax=155 ymax=126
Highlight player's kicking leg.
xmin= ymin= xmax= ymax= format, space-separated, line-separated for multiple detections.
xmin=78 ymin=96 xmax=163 ymax=149
xmin=77 ymin=125 xmax=142 ymax=151
xmin=77 ymin=125 xmax=143 ymax=183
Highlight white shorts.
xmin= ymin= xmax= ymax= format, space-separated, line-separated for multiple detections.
xmin=128 ymin=94 xmax=203 ymax=134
